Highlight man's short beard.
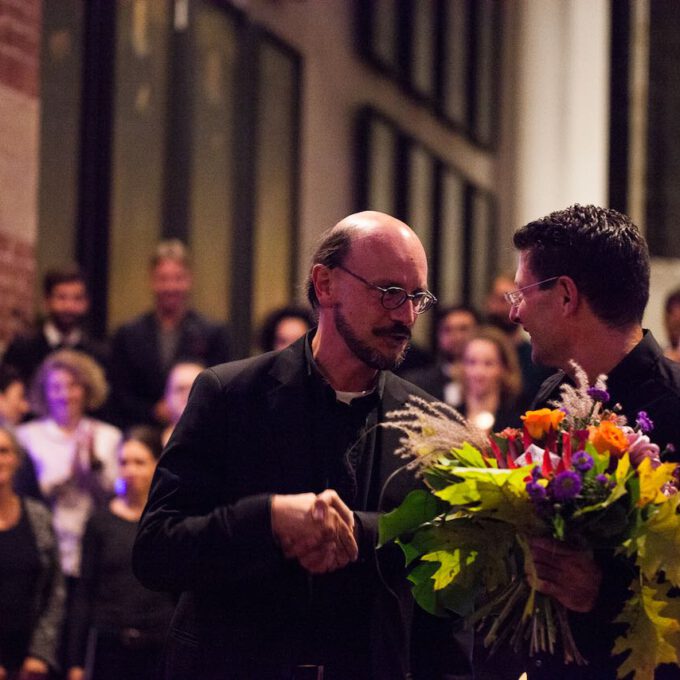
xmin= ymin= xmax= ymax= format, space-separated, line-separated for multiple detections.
xmin=333 ymin=305 xmax=408 ymax=371
xmin=51 ymin=314 xmax=84 ymax=333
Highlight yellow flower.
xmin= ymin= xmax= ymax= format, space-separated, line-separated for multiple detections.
xmin=521 ymin=408 xmax=565 ymax=440
xmin=588 ymin=420 xmax=628 ymax=458
xmin=637 ymin=458 xmax=677 ymax=507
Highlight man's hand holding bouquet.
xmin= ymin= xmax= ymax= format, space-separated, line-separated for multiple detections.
xmin=380 ymin=363 xmax=680 ymax=679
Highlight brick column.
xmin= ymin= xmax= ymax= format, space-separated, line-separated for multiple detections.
xmin=0 ymin=0 xmax=41 ymax=348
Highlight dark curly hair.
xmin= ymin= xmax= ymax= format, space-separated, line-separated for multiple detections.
xmin=258 ymin=306 xmax=315 ymax=353
xmin=513 ymin=204 xmax=650 ymax=328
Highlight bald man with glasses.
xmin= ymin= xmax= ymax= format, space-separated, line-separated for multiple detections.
xmin=133 ymin=211 xmax=465 ymax=680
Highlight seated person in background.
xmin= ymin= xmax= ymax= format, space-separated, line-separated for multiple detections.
xmin=663 ymin=288 xmax=680 ymax=362
xmin=67 ymin=426 xmax=174 ymax=680
xmin=257 ymin=305 xmax=315 ymax=353
xmin=485 ymin=272 xmax=554 ymax=404
xmin=403 ymin=304 xmax=480 ymax=406
xmin=459 ymin=325 xmax=524 ymax=432
xmin=0 ymin=364 xmax=43 ymax=501
xmin=161 ymin=361 xmax=204 ymax=446
xmin=4 ymin=266 xmax=108 ymax=386
xmin=16 ymin=350 xmax=121 ymax=582
xmin=0 ymin=364 xmax=30 ymax=429
xmin=109 ymin=240 xmax=230 ymax=429
xmin=0 ymin=426 xmax=65 ymax=680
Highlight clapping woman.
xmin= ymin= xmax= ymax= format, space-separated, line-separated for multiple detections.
xmin=0 ymin=426 xmax=64 ymax=680
xmin=66 ymin=426 xmax=174 ymax=680
xmin=16 ymin=350 xmax=122 ymax=582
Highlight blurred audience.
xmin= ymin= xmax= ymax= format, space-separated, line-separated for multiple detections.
xmin=0 ymin=365 xmax=43 ymax=502
xmin=109 ymin=240 xmax=230 ymax=429
xmin=460 ymin=325 xmax=523 ymax=432
xmin=0 ymin=426 xmax=65 ymax=680
xmin=4 ymin=267 xmax=108 ymax=386
xmin=0 ymin=364 xmax=30 ymax=429
xmin=16 ymin=350 xmax=121 ymax=581
xmin=663 ymin=288 xmax=680 ymax=362
xmin=66 ymin=426 xmax=173 ymax=680
xmin=161 ymin=361 xmax=204 ymax=446
xmin=257 ymin=305 xmax=315 ymax=353
xmin=403 ymin=304 xmax=480 ymax=406
xmin=485 ymin=273 xmax=554 ymax=402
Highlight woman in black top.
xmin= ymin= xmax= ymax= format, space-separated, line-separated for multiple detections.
xmin=0 ymin=426 xmax=64 ymax=680
xmin=66 ymin=426 xmax=173 ymax=680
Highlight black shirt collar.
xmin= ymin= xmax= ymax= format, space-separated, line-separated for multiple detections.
xmin=303 ymin=329 xmax=385 ymax=405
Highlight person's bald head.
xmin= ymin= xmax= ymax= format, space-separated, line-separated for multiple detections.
xmin=306 ymin=211 xmax=426 ymax=309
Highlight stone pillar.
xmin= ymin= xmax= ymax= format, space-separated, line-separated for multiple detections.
xmin=0 ymin=0 xmax=41 ymax=350
xmin=510 ymin=0 xmax=611 ymax=226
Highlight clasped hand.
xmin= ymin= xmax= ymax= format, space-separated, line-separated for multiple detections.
xmin=526 ymin=537 xmax=602 ymax=613
xmin=271 ymin=490 xmax=358 ymax=574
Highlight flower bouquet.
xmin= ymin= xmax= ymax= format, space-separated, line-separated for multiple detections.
xmin=379 ymin=364 xmax=680 ymax=679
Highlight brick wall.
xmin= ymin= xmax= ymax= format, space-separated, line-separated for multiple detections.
xmin=0 ymin=0 xmax=40 ymax=351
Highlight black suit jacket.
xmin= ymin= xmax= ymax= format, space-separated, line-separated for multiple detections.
xmin=3 ymin=325 xmax=109 ymax=383
xmin=133 ymin=336 xmax=435 ymax=680
xmin=109 ymin=310 xmax=230 ymax=428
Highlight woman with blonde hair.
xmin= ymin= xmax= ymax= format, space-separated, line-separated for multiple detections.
xmin=460 ymin=325 xmax=524 ymax=433
xmin=0 ymin=425 xmax=64 ymax=680
xmin=16 ymin=350 xmax=122 ymax=581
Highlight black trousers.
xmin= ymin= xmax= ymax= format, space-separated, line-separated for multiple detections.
xmin=85 ymin=629 xmax=163 ymax=680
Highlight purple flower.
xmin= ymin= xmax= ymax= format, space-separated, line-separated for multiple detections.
xmin=531 ymin=466 xmax=542 ymax=481
xmin=595 ymin=473 xmax=615 ymax=489
xmin=552 ymin=471 xmax=582 ymax=501
xmin=572 ymin=450 xmax=593 ymax=472
xmin=636 ymin=411 xmax=654 ymax=433
xmin=587 ymin=387 xmax=610 ymax=403
xmin=526 ymin=481 xmax=547 ymax=501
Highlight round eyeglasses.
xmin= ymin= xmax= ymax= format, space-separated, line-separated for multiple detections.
xmin=336 ymin=264 xmax=437 ymax=314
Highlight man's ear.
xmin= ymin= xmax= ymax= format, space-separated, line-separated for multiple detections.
xmin=311 ymin=264 xmax=333 ymax=308
xmin=559 ymin=276 xmax=580 ymax=316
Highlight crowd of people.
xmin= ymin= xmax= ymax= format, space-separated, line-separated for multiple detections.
xmin=1 ymin=206 xmax=679 ymax=680
xmin=0 ymin=241 xmax=318 ymax=680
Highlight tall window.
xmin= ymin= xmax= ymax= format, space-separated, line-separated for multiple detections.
xmin=39 ymin=0 xmax=302 ymax=356
xmin=355 ymin=109 xmax=497 ymax=347
xmin=355 ymin=0 xmax=502 ymax=149
xmin=610 ymin=0 xmax=680 ymax=258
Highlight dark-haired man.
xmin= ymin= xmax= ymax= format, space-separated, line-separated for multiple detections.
xmin=3 ymin=267 xmax=108 ymax=384
xmin=109 ymin=240 xmax=230 ymax=428
xmin=403 ymin=304 xmax=480 ymax=405
xmin=506 ymin=204 xmax=680 ymax=679
xmin=133 ymin=211 xmax=452 ymax=679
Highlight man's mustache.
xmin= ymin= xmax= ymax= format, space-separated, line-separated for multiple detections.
xmin=373 ymin=324 xmax=412 ymax=340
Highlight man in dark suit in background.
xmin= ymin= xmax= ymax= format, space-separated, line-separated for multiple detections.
xmin=133 ymin=211 xmax=448 ymax=680
xmin=109 ymin=239 xmax=230 ymax=428
xmin=3 ymin=266 xmax=108 ymax=383
xmin=403 ymin=303 xmax=480 ymax=406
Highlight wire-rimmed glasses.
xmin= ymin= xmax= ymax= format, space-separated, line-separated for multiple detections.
xmin=503 ymin=276 xmax=560 ymax=307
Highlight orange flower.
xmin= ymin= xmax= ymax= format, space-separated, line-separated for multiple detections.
xmin=521 ymin=408 xmax=566 ymax=440
xmin=588 ymin=421 xmax=628 ymax=458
